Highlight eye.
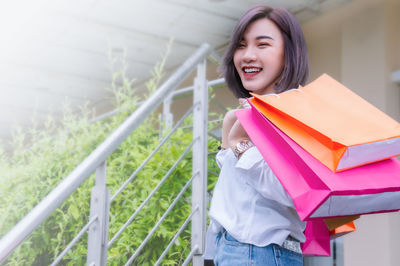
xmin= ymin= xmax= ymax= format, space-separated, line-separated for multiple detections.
xmin=237 ymin=42 xmax=246 ymax=49
xmin=258 ymin=42 xmax=270 ymax=48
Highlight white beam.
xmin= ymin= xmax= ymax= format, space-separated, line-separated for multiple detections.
xmin=392 ymin=69 xmax=400 ymax=84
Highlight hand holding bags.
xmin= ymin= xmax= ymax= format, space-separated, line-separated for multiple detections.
xmin=250 ymin=74 xmax=400 ymax=172
xmin=235 ymin=105 xmax=400 ymax=220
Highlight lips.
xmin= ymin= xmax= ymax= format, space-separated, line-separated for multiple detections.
xmin=242 ymin=66 xmax=262 ymax=78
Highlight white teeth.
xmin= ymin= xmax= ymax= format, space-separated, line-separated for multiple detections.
xmin=244 ymin=68 xmax=261 ymax=73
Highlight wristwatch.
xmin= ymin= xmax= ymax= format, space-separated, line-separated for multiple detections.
xmin=233 ymin=140 xmax=254 ymax=159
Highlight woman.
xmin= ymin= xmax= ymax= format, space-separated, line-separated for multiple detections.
xmin=205 ymin=5 xmax=309 ymax=266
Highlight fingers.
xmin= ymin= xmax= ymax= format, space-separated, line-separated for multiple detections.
xmin=238 ymin=98 xmax=250 ymax=108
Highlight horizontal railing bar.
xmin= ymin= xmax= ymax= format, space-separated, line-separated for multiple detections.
xmin=124 ymin=173 xmax=199 ymax=265
xmin=89 ymin=109 xmax=120 ymax=124
xmin=50 ymin=215 xmax=98 ymax=266
xmin=171 ymin=78 xmax=225 ymax=98
xmin=107 ymin=138 xmax=197 ymax=249
xmin=0 ymin=43 xmax=211 ymax=263
xmin=182 ymin=245 xmax=199 ymax=266
xmin=208 ymin=118 xmax=224 ymax=124
xmin=154 ymin=206 xmax=199 ymax=266
xmin=89 ymin=77 xmax=225 ymax=125
xmin=179 ymin=118 xmax=222 ymax=130
xmin=208 ymin=49 xmax=222 ymax=65
xmin=110 ymin=104 xmax=197 ymax=203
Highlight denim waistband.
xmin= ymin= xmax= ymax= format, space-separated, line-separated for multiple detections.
xmin=282 ymin=235 xmax=302 ymax=254
xmin=221 ymin=228 xmax=302 ymax=254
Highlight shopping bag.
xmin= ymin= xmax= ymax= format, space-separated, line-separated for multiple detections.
xmin=323 ymin=215 xmax=359 ymax=231
xmin=249 ymin=74 xmax=400 ymax=172
xmin=302 ymin=220 xmax=331 ymax=256
xmin=235 ymin=104 xmax=400 ymax=220
xmin=329 ymin=221 xmax=356 ymax=239
xmin=302 ymin=220 xmax=356 ymax=256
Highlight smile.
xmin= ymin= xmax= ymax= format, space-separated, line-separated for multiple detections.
xmin=242 ymin=66 xmax=262 ymax=78
xmin=243 ymin=67 xmax=262 ymax=73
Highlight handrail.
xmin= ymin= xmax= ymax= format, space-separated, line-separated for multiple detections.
xmin=0 ymin=43 xmax=212 ymax=263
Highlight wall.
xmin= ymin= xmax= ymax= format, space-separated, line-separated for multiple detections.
xmin=385 ymin=0 xmax=400 ymax=120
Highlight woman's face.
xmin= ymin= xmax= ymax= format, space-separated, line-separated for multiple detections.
xmin=233 ymin=18 xmax=284 ymax=95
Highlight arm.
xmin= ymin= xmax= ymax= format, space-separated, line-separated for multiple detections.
xmin=228 ymin=119 xmax=249 ymax=149
xmin=221 ymin=98 xmax=250 ymax=155
xmin=222 ymin=110 xmax=250 ymax=150
xmin=222 ymin=99 xmax=251 ymax=155
xmin=221 ymin=110 xmax=238 ymax=149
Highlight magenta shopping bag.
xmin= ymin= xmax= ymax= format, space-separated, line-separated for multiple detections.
xmin=235 ymin=104 xmax=400 ymax=221
xmin=301 ymin=220 xmax=331 ymax=256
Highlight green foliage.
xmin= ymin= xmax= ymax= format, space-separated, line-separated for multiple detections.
xmin=0 ymin=41 xmax=220 ymax=265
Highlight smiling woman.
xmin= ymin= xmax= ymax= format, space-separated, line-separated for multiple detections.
xmin=205 ymin=4 xmax=310 ymax=266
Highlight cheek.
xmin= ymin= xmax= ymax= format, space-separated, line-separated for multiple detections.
xmin=268 ymin=49 xmax=284 ymax=72
xmin=233 ymin=51 xmax=241 ymax=72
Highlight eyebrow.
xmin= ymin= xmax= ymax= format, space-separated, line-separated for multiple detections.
xmin=256 ymin=35 xmax=274 ymax=40
xmin=239 ymin=35 xmax=274 ymax=42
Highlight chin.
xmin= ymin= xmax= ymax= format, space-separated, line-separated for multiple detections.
xmin=242 ymin=84 xmax=258 ymax=93
xmin=244 ymin=87 xmax=263 ymax=95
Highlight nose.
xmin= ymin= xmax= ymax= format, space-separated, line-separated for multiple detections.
xmin=242 ymin=46 xmax=256 ymax=62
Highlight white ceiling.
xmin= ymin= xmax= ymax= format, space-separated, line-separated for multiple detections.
xmin=0 ymin=0 xmax=351 ymax=149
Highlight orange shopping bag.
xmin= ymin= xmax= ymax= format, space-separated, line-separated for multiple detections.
xmin=250 ymin=74 xmax=400 ymax=172
xmin=323 ymin=215 xmax=359 ymax=231
xmin=329 ymin=221 xmax=356 ymax=239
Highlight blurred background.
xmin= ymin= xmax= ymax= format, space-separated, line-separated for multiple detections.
xmin=0 ymin=0 xmax=399 ymax=265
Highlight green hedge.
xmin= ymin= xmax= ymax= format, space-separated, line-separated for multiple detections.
xmin=0 ymin=45 xmax=220 ymax=265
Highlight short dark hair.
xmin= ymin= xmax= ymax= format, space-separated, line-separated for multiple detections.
xmin=221 ymin=5 xmax=309 ymax=98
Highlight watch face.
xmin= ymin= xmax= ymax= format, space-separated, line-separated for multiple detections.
xmin=237 ymin=142 xmax=244 ymax=152
xmin=239 ymin=141 xmax=250 ymax=150
xmin=234 ymin=140 xmax=252 ymax=158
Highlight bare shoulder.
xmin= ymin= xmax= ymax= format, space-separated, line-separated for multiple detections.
xmin=223 ymin=109 xmax=237 ymax=123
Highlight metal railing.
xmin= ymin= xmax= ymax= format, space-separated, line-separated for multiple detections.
xmin=0 ymin=43 xmax=225 ymax=265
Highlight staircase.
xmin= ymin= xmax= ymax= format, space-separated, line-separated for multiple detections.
xmin=0 ymin=43 xmax=224 ymax=266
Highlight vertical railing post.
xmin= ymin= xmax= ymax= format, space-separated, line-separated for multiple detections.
xmin=163 ymin=94 xmax=174 ymax=129
xmin=87 ymin=161 xmax=110 ymax=266
xmin=160 ymin=94 xmax=173 ymax=138
xmin=192 ymin=59 xmax=208 ymax=266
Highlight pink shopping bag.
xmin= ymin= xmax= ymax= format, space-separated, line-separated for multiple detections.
xmin=302 ymin=220 xmax=331 ymax=256
xmin=235 ymin=104 xmax=400 ymax=221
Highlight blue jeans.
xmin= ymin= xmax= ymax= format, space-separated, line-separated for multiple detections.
xmin=214 ymin=230 xmax=303 ymax=266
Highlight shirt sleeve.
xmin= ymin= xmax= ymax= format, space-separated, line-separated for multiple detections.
xmin=235 ymin=146 xmax=295 ymax=208
xmin=215 ymin=148 xmax=230 ymax=169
